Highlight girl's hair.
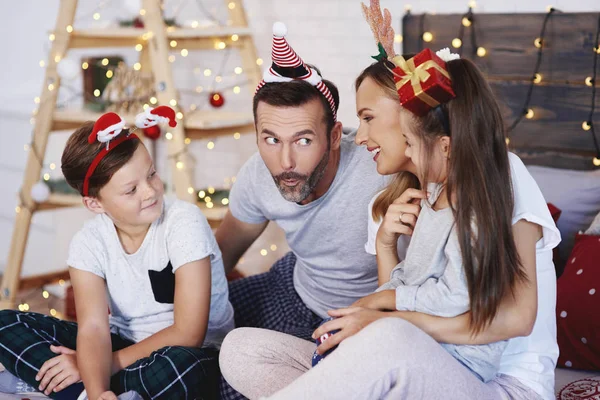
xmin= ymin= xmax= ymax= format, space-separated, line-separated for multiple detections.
xmin=355 ymin=59 xmax=420 ymax=220
xmin=61 ymin=122 xmax=141 ymax=198
xmin=411 ymin=58 xmax=526 ymax=334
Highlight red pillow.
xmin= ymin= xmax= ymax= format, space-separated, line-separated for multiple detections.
xmin=548 ymin=203 xmax=562 ymax=223
xmin=556 ymin=233 xmax=600 ymax=370
xmin=548 ymin=203 xmax=562 ymax=267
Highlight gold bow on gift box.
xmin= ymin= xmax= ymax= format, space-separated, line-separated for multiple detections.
xmin=391 ymin=55 xmax=452 ymax=108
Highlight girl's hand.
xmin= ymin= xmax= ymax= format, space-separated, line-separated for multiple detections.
xmin=352 ymin=290 xmax=396 ymax=311
xmin=376 ymin=189 xmax=427 ymax=249
xmin=312 ymin=307 xmax=385 ymax=355
xmin=36 ymin=345 xmax=81 ymax=395
xmin=97 ymin=391 xmax=119 ymax=400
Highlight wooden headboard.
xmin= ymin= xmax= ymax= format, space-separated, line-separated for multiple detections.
xmin=402 ymin=12 xmax=600 ymax=170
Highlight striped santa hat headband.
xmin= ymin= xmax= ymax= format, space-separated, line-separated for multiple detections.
xmin=256 ymin=22 xmax=337 ymax=121
xmin=82 ymin=105 xmax=177 ymax=196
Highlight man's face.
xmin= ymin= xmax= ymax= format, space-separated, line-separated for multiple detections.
xmin=256 ymin=98 xmax=330 ymax=203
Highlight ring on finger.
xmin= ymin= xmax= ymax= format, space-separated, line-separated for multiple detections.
xmin=397 ymin=212 xmax=404 ymax=223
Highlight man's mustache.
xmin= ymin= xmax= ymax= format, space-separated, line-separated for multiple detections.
xmin=275 ymin=172 xmax=308 ymax=181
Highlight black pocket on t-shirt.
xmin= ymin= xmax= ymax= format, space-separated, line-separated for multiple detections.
xmin=148 ymin=262 xmax=175 ymax=304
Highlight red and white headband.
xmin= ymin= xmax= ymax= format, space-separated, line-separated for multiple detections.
xmin=82 ymin=105 xmax=177 ymax=196
xmin=255 ymin=22 xmax=337 ymax=120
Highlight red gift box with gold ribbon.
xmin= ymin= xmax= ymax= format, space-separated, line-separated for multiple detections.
xmin=390 ymin=49 xmax=456 ymax=116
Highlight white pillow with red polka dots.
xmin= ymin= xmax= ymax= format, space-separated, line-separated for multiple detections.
xmin=556 ymin=234 xmax=600 ymax=371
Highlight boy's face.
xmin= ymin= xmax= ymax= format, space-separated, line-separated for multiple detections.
xmin=88 ymin=145 xmax=164 ymax=228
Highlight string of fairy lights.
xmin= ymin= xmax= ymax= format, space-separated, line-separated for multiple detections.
xmin=412 ymin=3 xmax=600 ymax=167
xmin=12 ymin=0 xmax=272 ymax=312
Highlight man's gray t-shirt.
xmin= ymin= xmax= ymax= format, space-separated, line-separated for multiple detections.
xmin=229 ymin=131 xmax=387 ymax=317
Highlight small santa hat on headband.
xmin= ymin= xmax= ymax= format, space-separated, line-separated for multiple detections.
xmin=135 ymin=105 xmax=178 ymax=129
xmin=88 ymin=112 xmax=126 ymax=145
xmin=256 ymin=22 xmax=337 ymax=120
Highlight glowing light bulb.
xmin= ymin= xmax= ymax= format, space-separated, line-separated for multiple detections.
xmin=234 ymin=67 xmax=243 ymax=74
xmin=82 ymin=62 xmax=89 ymax=70
xmin=66 ymin=25 xmax=73 ymax=33
xmin=228 ymin=2 xmax=236 ymax=9
xmin=188 ymin=187 xmax=194 ymax=194
xmin=233 ymin=86 xmax=241 ymax=94
xmin=102 ymin=58 xmax=109 ymax=66
xmin=106 ymin=70 xmax=113 ymax=78
xmin=207 ymin=141 xmax=215 ymax=150
xmin=394 ymin=34 xmax=403 ymax=43
xmin=462 ymin=17 xmax=472 ymax=27
xmin=133 ymin=62 xmax=141 ymax=71
xmin=585 ymin=77 xmax=594 ymax=86
xmin=534 ymin=38 xmax=543 ymax=48
xmin=270 ymin=244 xmax=277 ymax=251
xmin=150 ymin=96 xmax=157 ymax=104
xmin=260 ymin=249 xmax=268 ymax=256
xmin=208 ymin=187 xmax=215 ymax=194
xmin=93 ymin=12 xmax=101 ymax=20
xmin=533 ymin=73 xmax=542 ymax=83
xmin=198 ymin=191 xmax=206 ymax=198
xmin=593 ymin=157 xmax=600 ymax=167
xmin=222 ymin=198 xmax=229 ymax=205
xmin=168 ymin=55 xmax=176 ymax=63
xmin=452 ymin=38 xmax=462 ymax=48
xmin=582 ymin=121 xmax=592 ymax=131
xmin=477 ymin=47 xmax=487 ymax=57
xmin=233 ymin=132 xmax=241 ymax=140
xmin=525 ymin=109 xmax=535 ymax=119
xmin=185 ymin=138 xmax=192 ymax=145
xmin=256 ymin=58 xmax=263 ymax=66
xmin=181 ymin=49 xmax=188 ymax=57
xmin=170 ymin=40 xmax=177 ymax=47
xmin=170 ymin=99 xmax=177 ymax=106
xmin=204 ymin=69 xmax=212 ymax=76
xmin=231 ymin=34 xmax=239 ymax=41
xmin=165 ymin=132 xmax=173 ymax=140
xmin=94 ymin=89 xmax=101 ymax=97
xmin=135 ymin=44 xmax=143 ymax=51
xmin=176 ymin=161 xmax=184 ymax=169
xmin=422 ymin=32 xmax=433 ymax=42
xmin=42 ymin=290 xmax=49 ymax=299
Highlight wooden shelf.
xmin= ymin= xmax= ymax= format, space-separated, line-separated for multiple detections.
xmin=69 ymin=27 xmax=252 ymax=50
xmin=37 ymin=193 xmax=227 ymax=227
xmin=52 ymin=109 xmax=254 ymax=139
xmin=37 ymin=193 xmax=81 ymax=211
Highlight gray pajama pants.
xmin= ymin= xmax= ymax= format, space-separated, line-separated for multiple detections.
xmin=219 ymin=318 xmax=544 ymax=400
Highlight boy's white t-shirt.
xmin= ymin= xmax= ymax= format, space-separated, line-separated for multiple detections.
xmin=366 ymin=153 xmax=560 ymax=399
xmin=67 ymin=197 xmax=234 ymax=348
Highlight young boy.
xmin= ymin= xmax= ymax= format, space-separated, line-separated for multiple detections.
xmin=0 ymin=109 xmax=233 ymax=400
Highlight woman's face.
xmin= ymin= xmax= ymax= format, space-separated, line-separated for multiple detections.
xmin=355 ymin=77 xmax=416 ymax=175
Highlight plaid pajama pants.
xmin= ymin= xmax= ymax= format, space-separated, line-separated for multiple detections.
xmin=219 ymin=252 xmax=323 ymax=400
xmin=0 ymin=310 xmax=219 ymax=399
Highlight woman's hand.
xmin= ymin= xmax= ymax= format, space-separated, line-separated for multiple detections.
xmin=376 ymin=188 xmax=426 ymax=249
xmin=36 ymin=345 xmax=81 ymax=396
xmin=312 ymin=307 xmax=386 ymax=355
xmin=352 ymin=290 xmax=396 ymax=311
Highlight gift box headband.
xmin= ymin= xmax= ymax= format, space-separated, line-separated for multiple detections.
xmin=255 ymin=22 xmax=337 ymax=121
xmin=82 ymin=105 xmax=177 ymax=196
xmin=389 ymin=49 xmax=457 ymax=117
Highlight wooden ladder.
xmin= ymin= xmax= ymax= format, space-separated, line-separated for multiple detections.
xmin=0 ymin=0 xmax=261 ymax=309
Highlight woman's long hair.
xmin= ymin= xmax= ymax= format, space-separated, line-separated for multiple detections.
xmin=413 ymin=58 xmax=526 ymax=334
xmin=355 ymin=60 xmax=420 ymax=220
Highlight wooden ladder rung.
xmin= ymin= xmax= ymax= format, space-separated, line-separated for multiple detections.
xmin=19 ymin=270 xmax=70 ymax=290
xmin=68 ymin=27 xmax=252 ymax=49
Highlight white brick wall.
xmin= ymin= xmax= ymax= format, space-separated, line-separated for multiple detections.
xmin=1 ymin=0 xmax=600 ymax=276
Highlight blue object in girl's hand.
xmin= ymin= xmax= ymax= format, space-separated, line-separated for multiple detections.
xmin=311 ymin=317 xmax=340 ymax=367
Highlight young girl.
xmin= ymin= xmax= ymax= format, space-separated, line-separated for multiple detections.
xmin=219 ymin=14 xmax=559 ymax=400
xmin=0 ymin=107 xmax=233 ymax=400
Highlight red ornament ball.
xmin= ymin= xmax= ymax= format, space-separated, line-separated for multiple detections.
xmin=143 ymin=125 xmax=161 ymax=140
xmin=209 ymin=92 xmax=225 ymax=108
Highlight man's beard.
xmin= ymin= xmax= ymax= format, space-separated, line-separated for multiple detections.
xmin=272 ymin=150 xmax=330 ymax=203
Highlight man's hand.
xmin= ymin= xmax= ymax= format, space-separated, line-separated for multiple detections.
xmin=36 ymin=345 xmax=81 ymax=396
xmin=352 ymin=290 xmax=396 ymax=311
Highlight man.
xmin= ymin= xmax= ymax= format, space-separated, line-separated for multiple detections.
xmin=216 ymin=22 xmax=387 ymax=341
